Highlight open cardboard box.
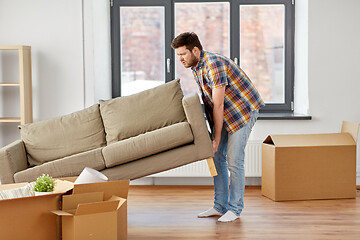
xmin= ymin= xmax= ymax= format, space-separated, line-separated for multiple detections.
xmin=52 ymin=180 xmax=129 ymax=240
xmin=0 ymin=180 xmax=74 ymax=240
xmin=262 ymin=121 xmax=359 ymax=201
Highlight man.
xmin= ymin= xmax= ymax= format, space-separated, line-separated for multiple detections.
xmin=172 ymin=32 xmax=265 ymax=222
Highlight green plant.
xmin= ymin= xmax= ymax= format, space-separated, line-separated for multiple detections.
xmin=33 ymin=174 xmax=56 ymax=192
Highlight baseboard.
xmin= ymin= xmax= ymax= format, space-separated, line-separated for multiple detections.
xmin=131 ymin=176 xmax=360 ymax=187
xmin=130 ymin=177 xmax=262 ymax=186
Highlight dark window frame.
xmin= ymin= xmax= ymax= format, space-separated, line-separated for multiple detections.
xmin=111 ymin=0 xmax=295 ymax=113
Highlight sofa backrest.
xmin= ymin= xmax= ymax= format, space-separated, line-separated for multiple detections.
xmin=99 ymin=79 xmax=186 ymax=144
xmin=19 ymin=104 xmax=106 ymax=166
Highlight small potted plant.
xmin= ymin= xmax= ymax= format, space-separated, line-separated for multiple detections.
xmin=33 ymin=174 xmax=56 ymax=196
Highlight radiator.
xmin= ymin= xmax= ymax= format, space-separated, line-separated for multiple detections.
xmin=152 ymin=141 xmax=262 ymax=177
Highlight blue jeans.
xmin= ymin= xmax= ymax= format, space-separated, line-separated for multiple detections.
xmin=213 ymin=110 xmax=259 ymax=216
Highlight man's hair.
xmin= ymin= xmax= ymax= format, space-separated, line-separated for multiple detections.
xmin=171 ymin=32 xmax=203 ymax=51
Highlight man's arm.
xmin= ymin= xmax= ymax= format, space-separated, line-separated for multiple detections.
xmin=212 ymin=86 xmax=225 ymax=153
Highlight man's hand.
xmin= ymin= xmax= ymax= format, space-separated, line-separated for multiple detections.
xmin=212 ymin=139 xmax=220 ymax=153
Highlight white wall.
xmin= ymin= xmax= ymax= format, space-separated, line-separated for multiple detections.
xmin=0 ymin=0 xmax=85 ymax=145
xmin=1 ymin=0 xmax=360 ymax=183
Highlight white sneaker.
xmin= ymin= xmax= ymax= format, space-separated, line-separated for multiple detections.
xmin=197 ymin=207 xmax=222 ymax=218
xmin=218 ymin=211 xmax=239 ymax=222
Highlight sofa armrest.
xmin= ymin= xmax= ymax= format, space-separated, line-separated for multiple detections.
xmin=182 ymin=94 xmax=213 ymax=158
xmin=0 ymin=140 xmax=28 ymax=184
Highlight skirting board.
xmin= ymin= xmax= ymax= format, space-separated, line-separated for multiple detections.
xmin=130 ymin=177 xmax=262 ymax=186
xmin=130 ymin=176 xmax=360 ymax=186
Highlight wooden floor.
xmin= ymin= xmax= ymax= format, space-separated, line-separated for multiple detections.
xmin=127 ymin=186 xmax=360 ymax=240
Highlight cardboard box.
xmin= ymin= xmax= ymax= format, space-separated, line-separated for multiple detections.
xmin=0 ymin=180 xmax=74 ymax=240
xmin=52 ymin=180 xmax=129 ymax=240
xmin=262 ymin=121 xmax=359 ymax=201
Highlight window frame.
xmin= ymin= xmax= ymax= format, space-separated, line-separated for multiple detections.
xmin=232 ymin=0 xmax=295 ymax=112
xmin=110 ymin=0 xmax=172 ymax=98
xmin=111 ymin=0 xmax=295 ymax=113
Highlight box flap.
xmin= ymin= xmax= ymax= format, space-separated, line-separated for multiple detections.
xmin=73 ymin=180 xmax=129 ymax=200
xmin=264 ymin=133 xmax=355 ymax=147
xmin=75 ymin=199 xmax=120 ymax=216
xmin=107 ymin=195 xmax=127 ymax=210
xmin=58 ymin=176 xmax=77 ymax=182
xmin=341 ymin=121 xmax=359 ymax=142
xmin=51 ymin=210 xmax=74 ymax=217
xmin=52 ymin=180 xmax=74 ymax=194
xmin=62 ymin=192 xmax=104 ymax=210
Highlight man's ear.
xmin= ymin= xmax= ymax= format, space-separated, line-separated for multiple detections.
xmin=192 ymin=46 xmax=201 ymax=56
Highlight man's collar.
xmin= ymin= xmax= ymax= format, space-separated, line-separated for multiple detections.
xmin=192 ymin=50 xmax=205 ymax=71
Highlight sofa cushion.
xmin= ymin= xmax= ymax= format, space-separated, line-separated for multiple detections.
xmin=102 ymin=122 xmax=194 ymax=168
xmin=20 ymin=104 xmax=106 ymax=166
xmin=99 ymin=79 xmax=186 ymax=144
xmin=101 ymin=144 xmax=205 ymax=181
xmin=14 ymin=147 xmax=106 ymax=183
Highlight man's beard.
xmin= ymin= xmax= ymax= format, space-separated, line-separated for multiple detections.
xmin=185 ymin=53 xmax=198 ymax=68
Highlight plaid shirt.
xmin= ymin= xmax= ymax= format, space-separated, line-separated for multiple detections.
xmin=191 ymin=51 xmax=265 ymax=134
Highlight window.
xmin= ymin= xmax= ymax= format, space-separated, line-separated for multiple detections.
xmin=120 ymin=6 xmax=165 ymax=96
xmin=111 ymin=0 xmax=295 ymax=112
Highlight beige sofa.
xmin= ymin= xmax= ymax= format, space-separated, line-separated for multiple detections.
xmin=0 ymin=80 xmax=213 ymax=184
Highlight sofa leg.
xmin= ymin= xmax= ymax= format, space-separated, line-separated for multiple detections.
xmin=206 ymin=158 xmax=218 ymax=176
